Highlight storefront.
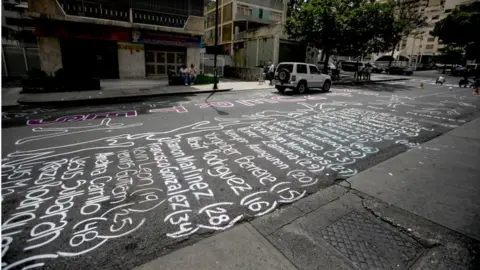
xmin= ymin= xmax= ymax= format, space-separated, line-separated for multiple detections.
xmin=35 ymin=21 xmax=129 ymax=79
xmin=35 ymin=21 xmax=203 ymax=79
xmin=131 ymin=30 xmax=202 ymax=77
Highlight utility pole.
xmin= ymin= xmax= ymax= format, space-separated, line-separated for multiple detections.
xmin=213 ymin=0 xmax=219 ymax=90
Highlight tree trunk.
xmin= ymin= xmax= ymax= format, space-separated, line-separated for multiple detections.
xmin=388 ymin=43 xmax=397 ymax=68
xmin=323 ymin=51 xmax=330 ymax=74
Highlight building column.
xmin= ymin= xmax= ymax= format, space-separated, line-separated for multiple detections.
xmin=38 ymin=37 xmax=62 ymax=75
xmin=256 ymin=39 xmax=259 ymax=66
xmin=187 ymin=47 xmax=201 ymax=71
xmin=118 ymin=42 xmax=146 ymax=79
xmin=273 ymin=36 xmax=280 ymax=64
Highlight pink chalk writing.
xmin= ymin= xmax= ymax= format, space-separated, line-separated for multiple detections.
xmin=195 ymin=101 xmax=234 ymax=109
xmin=149 ymin=105 xmax=188 ymax=113
xmin=27 ymin=111 xmax=137 ymax=125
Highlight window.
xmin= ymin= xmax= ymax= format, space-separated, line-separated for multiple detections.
xmin=259 ymin=9 xmax=263 ymax=19
xmin=427 ymin=37 xmax=435 ymax=42
xmin=426 ymin=44 xmax=434 ymax=50
xmin=309 ymin=65 xmax=320 ymax=74
xmin=276 ymin=64 xmax=293 ymax=73
xmin=296 ymin=64 xmax=307 ymax=74
xmin=223 ymin=3 xmax=232 ymax=22
xmin=270 ymin=12 xmax=282 ymax=22
xmin=432 ymin=15 xmax=440 ymax=20
xmin=238 ymin=5 xmax=252 ymax=16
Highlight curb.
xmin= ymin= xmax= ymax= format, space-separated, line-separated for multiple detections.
xmin=17 ymin=88 xmax=233 ymax=106
xmin=2 ymin=104 xmax=22 ymax=110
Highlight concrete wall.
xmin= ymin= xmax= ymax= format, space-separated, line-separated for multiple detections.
xmin=187 ymin=47 xmax=201 ymax=71
xmin=224 ymin=66 xmax=263 ymax=81
xmin=28 ymin=0 xmax=65 ymax=16
xmin=236 ymin=24 xmax=282 ymax=67
xmin=38 ymin=37 xmax=62 ymax=75
xmin=245 ymin=40 xmax=257 ymax=67
xmin=117 ymin=42 xmax=146 ymax=79
xmin=257 ymin=37 xmax=275 ymax=66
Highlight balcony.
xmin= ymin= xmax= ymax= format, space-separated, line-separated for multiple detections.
xmin=57 ymin=0 xmax=204 ymax=28
xmin=233 ymin=31 xmax=245 ymax=40
xmin=133 ymin=10 xmax=187 ymax=28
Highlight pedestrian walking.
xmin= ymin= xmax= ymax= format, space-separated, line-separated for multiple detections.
xmin=356 ymin=64 xmax=363 ymax=80
xmin=362 ymin=64 xmax=369 ymax=80
xmin=367 ymin=64 xmax=373 ymax=81
xmin=268 ymin=60 xmax=275 ymax=86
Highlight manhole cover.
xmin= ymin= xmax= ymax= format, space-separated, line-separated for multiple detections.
xmin=316 ymin=211 xmax=423 ymax=270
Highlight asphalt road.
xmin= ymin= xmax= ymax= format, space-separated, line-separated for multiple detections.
xmin=2 ymin=78 xmax=480 ymax=270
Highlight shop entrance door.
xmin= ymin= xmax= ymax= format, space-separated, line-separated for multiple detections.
xmin=146 ymin=51 xmax=185 ymax=76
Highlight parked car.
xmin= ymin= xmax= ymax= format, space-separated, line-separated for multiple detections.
xmin=449 ymin=65 xmax=466 ymax=76
xmin=317 ymin=62 xmax=340 ymax=80
xmin=274 ymin=62 xmax=332 ymax=94
xmin=340 ymin=61 xmax=364 ymax=72
xmin=386 ymin=66 xmax=413 ymax=75
xmin=371 ymin=64 xmax=384 ymax=73
xmin=317 ymin=62 xmax=337 ymax=73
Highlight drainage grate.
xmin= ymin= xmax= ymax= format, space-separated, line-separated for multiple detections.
xmin=316 ymin=211 xmax=423 ymax=270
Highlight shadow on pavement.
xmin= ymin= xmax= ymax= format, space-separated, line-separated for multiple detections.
xmin=353 ymin=82 xmax=414 ymax=92
xmin=2 ymin=94 xmax=196 ymax=128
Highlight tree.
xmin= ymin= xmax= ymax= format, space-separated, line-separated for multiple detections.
xmin=287 ymin=0 xmax=303 ymax=17
xmin=285 ymin=0 xmax=396 ymax=73
xmin=431 ymin=2 xmax=480 ymax=63
xmin=435 ymin=45 xmax=464 ymax=65
xmin=384 ymin=0 xmax=428 ymax=67
xmin=339 ymin=1 xmax=396 ymax=60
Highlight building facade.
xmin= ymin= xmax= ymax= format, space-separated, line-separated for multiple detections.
xmin=375 ymin=0 xmax=478 ymax=66
xmin=203 ymin=0 xmax=316 ymax=67
xmin=203 ymin=0 xmax=285 ymax=55
xmin=28 ymin=0 xmax=204 ymax=79
xmin=2 ymin=0 xmax=40 ymax=83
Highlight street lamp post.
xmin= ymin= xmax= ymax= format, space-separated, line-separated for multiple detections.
xmin=213 ymin=0 xmax=219 ymax=90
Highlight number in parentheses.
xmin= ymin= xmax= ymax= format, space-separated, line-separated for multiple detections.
xmin=70 ymin=231 xmax=99 ymax=247
xmin=197 ymin=203 xmax=240 ymax=230
xmin=205 ymin=207 xmax=230 ymax=226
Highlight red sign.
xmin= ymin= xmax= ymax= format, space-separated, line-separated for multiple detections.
xmin=35 ymin=22 xmax=129 ymax=42
xmin=131 ymin=30 xmax=201 ymax=47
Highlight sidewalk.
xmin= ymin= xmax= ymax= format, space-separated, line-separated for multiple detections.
xmin=5 ymin=75 xmax=408 ymax=106
xmin=1 ymin=87 xmax=24 ymax=107
xmin=136 ymin=118 xmax=480 ymax=270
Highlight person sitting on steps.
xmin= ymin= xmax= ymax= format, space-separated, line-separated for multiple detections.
xmin=179 ymin=65 xmax=189 ymax=86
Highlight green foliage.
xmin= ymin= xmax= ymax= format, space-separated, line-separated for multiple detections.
xmin=285 ymin=0 xmax=398 ymax=71
xmin=436 ymin=45 xmax=465 ymax=65
xmin=196 ymin=74 xmax=216 ymax=84
xmin=379 ymin=0 xmax=428 ymax=67
xmin=388 ymin=0 xmax=428 ymax=45
xmin=432 ymin=2 xmax=480 ymax=61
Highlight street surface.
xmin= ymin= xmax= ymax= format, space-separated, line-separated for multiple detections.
xmin=2 ymin=75 xmax=480 ymax=269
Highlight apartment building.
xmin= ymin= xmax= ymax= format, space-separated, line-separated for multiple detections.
xmin=203 ymin=0 xmax=317 ymax=67
xmin=203 ymin=0 xmax=285 ymax=54
xmin=27 ymin=0 xmax=204 ymax=79
xmin=390 ymin=0 xmax=477 ymax=65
